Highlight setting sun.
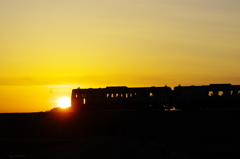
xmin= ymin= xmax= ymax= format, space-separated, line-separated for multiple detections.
xmin=54 ymin=96 xmax=71 ymax=109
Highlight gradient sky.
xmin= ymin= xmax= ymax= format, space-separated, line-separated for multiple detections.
xmin=1 ymin=0 xmax=240 ymax=112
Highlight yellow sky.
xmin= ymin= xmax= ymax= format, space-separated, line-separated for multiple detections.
xmin=1 ymin=0 xmax=240 ymax=112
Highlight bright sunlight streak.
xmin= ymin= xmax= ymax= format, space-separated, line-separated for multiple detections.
xmin=54 ymin=96 xmax=71 ymax=108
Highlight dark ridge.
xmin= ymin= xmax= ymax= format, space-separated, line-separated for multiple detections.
xmin=1 ymin=110 xmax=240 ymax=139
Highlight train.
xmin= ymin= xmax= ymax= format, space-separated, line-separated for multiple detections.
xmin=71 ymin=84 xmax=240 ymax=111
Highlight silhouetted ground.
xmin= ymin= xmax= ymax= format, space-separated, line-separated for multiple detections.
xmin=0 ymin=109 xmax=240 ymax=158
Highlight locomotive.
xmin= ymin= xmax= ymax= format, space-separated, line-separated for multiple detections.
xmin=71 ymin=84 xmax=240 ymax=111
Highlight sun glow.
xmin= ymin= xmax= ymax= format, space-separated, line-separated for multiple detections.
xmin=54 ymin=96 xmax=71 ymax=108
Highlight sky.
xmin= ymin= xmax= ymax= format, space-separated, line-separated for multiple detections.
xmin=1 ymin=0 xmax=240 ymax=112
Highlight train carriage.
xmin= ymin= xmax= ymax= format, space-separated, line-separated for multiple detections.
xmin=71 ymin=86 xmax=172 ymax=111
xmin=173 ymin=84 xmax=240 ymax=110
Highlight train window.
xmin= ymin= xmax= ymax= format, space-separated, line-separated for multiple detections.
xmin=218 ymin=91 xmax=223 ymax=96
xmin=120 ymin=93 xmax=123 ymax=97
xmin=130 ymin=93 xmax=132 ymax=97
xmin=75 ymin=94 xmax=78 ymax=98
xmin=230 ymin=91 xmax=233 ymax=95
xmin=111 ymin=93 xmax=114 ymax=98
xmin=126 ymin=93 xmax=128 ymax=98
xmin=149 ymin=92 xmax=153 ymax=97
xmin=208 ymin=91 xmax=213 ymax=96
xmin=83 ymin=98 xmax=86 ymax=104
xmin=116 ymin=93 xmax=118 ymax=97
xmin=238 ymin=91 xmax=240 ymax=95
xmin=106 ymin=93 xmax=109 ymax=98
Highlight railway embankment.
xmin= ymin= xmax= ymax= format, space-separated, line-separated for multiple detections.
xmin=1 ymin=110 xmax=240 ymax=158
xmin=0 ymin=110 xmax=239 ymax=139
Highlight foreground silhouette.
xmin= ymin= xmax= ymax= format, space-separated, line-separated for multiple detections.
xmin=1 ymin=110 xmax=240 ymax=158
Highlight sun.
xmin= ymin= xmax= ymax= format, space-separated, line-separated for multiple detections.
xmin=54 ymin=96 xmax=71 ymax=108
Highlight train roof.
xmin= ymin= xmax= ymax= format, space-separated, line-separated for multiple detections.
xmin=73 ymin=86 xmax=171 ymax=91
xmin=174 ymin=84 xmax=240 ymax=89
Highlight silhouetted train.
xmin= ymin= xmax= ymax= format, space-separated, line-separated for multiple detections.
xmin=71 ymin=84 xmax=240 ymax=111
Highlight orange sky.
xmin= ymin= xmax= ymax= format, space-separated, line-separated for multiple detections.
xmin=1 ymin=0 xmax=240 ymax=112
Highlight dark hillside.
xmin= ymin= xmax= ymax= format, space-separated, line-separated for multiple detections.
xmin=1 ymin=110 xmax=240 ymax=158
xmin=0 ymin=110 xmax=239 ymax=139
